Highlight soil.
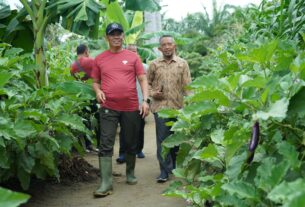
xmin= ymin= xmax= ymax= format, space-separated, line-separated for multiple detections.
xmin=23 ymin=114 xmax=186 ymax=207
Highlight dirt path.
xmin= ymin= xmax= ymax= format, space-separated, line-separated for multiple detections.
xmin=24 ymin=114 xmax=186 ymax=207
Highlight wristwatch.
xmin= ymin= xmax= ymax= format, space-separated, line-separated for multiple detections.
xmin=143 ymin=98 xmax=151 ymax=104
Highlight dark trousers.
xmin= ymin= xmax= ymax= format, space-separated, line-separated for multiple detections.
xmin=98 ymin=107 xmax=141 ymax=157
xmin=119 ymin=117 xmax=145 ymax=155
xmin=154 ymin=113 xmax=179 ymax=176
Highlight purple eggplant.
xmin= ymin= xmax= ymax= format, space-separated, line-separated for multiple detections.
xmin=249 ymin=121 xmax=260 ymax=152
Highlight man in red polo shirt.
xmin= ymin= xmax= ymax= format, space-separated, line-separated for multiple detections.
xmin=70 ymin=44 xmax=99 ymax=153
xmin=70 ymin=44 xmax=93 ymax=81
xmin=92 ymin=23 xmax=150 ymax=198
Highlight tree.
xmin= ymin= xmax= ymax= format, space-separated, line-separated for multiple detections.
xmin=2 ymin=0 xmax=161 ymax=87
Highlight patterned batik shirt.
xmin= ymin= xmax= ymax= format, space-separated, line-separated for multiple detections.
xmin=147 ymin=55 xmax=192 ymax=113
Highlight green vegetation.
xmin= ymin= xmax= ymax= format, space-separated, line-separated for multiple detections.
xmin=161 ymin=0 xmax=305 ymax=206
xmin=1 ymin=0 xmax=305 ymax=206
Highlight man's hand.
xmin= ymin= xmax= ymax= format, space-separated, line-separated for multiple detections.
xmin=96 ymin=90 xmax=106 ymax=103
xmin=140 ymin=102 xmax=150 ymax=118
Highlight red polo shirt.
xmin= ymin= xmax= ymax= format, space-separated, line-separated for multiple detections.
xmin=71 ymin=57 xmax=94 ymax=78
xmin=91 ymin=49 xmax=145 ymax=111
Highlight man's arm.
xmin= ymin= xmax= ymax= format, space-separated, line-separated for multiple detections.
xmin=137 ymin=74 xmax=150 ymax=117
xmin=182 ymin=61 xmax=192 ymax=96
xmin=92 ymin=79 xmax=106 ymax=103
xmin=147 ymin=62 xmax=164 ymax=100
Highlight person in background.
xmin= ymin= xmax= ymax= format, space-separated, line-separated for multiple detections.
xmin=92 ymin=23 xmax=149 ymax=198
xmin=71 ymin=44 xmax=93 ymax=81
xmin=116 ymin=44 xmax=147 ymax=164
xmin=70 ymin=44 xmax=99 ymax=153
xmin=147 ymin=35 xmax=191 ymax=183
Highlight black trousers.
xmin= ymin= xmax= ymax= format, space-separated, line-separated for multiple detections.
xmin=154 ymin=113 xmax=178 ymax=175
xmin=98 ymin=107 xmax=141 ymax=157
xmin=119 ymin=117 xmax=145 ymax=155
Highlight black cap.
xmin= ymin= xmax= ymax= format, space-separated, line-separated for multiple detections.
xmin=105 ymin=23 xmax=124 ymax=35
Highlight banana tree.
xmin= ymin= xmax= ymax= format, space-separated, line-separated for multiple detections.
xmin=17 ymin=0 xmax=102 ymax=87
xmin=4 ymin=0 xmax=160 ymax=87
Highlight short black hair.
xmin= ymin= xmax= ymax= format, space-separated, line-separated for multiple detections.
xmin=76 ymin=44 xmax=88 ymax=55
xmin=159 ymin=35 xmax=175 ymax=44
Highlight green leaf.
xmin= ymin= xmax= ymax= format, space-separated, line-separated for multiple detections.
xmin=193 ymin=144 xmax=218 ymax=160
xmin=255 ymin=158 xmax=289 ymax=192
xmin=157 ymin=108 xmax=179 ymax=118
xmin=182 ymin=102 xmax=218 ymax=118
xmin=17 ymin=167 xmax=31 ymax=190
xmin=57 ymin=81 xmax=95 ymax=99
xmin=253 ymin=98 xmax=289 ymax=121
xmin=14 ymin=120 xmax=37 ymax=138
xmin=0 ymin=187 xmax=30 ymax=207
xmin=290 ymin=52 xmax=305 ymax=74
xmin=190 ymin=90 xmax=230 ymax=106
xmin=242 ymin=76 xmax=267 ymax=89
xmin=284 ymin=192 xmax=305 ymax=207
xmin=210 ymin=129 xmax=225 ymax=145
xmin=225 ymin=153 xmax=246 ymax=180
xmin=276 ymin=141 xmax=300 ymax=168
xmin=190 ymin=75 xmax=219 ymax=89
xmin=0 ymin=71 xmax=12 ymax=88
xmin=105 ymin=0 xmax=129 ymax=31
xmin=288 ymin=87 xmax=305 ymax=117
xmin=125 ymin=0 xmax=161 ymax=12
xmin=0 ymin=147 xmax=9 ymax=168
xmin=23 ymin=109 xmax=49 ymax=123
xmin=56 ymin=114 xmax=89 ymax=133
xmin=237 ymin=40 xmax=278 ymax=64
xmin=268 ymin=179 xmax=305 ymax=204
xmin=222 ymin=180 xmax=258 ymax=200
xmin=162 ymin=132 xmax=190 ymax=148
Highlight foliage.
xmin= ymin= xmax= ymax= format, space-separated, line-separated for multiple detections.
xmin=248 ymin=0 xmax=305 ymax=43
xmin=163 ymin=37 xmax=305 ymax=207
xmin=161 ymin=0 xmax=305 ymax=206
xmin=0 ymin=187 xmax=30 ymax=207
xmin=0 ymin=44 xmax=94 ymax=190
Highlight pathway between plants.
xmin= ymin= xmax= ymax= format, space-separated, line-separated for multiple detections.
xmin=24 ymin=114 xmax=185 ymax=207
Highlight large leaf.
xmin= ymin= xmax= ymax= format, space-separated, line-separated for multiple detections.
xmin=56 ymin=114 xmax=90 ymax=134
xmin=125 ymin=11 xmax=143 ymax=44
xmin=254 ymin=158 xmax=289 ymax=192
xmin=290 ymin=52 xmax=305 ymax=74
xmin=253 ymin=98 xmax=289 ymax=121
xmin=268 ymin=179 xmax=305 ymax=206
xmin=0 ymin=187 xmax=30 ymax=207
xmin=14 ymin=120 xmax=37 ymax=138
xmin=222 ymin=180 xmax=258 ymax=200
xmin=125 ymin=0 xmax=161 ymax=12
xmin=57 ymin=81 xmax=95 ymax=99
xmin=162 ymin=132 xmax=190 ymax=148
xmin=276 ymin=141 xmax=300 ymax=168
xmin=237 ymin=40 xmax=279 ymax=64
xmin=288 ymin=87 xmax=305 ymax=117
xmin=103 ymin=0 xmax=129 ymax=32
xmin=0 ymin=71 xmax=12 ymax=87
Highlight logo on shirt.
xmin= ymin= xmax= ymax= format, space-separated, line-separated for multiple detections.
xmin=122 ymin=60 xmax=128 ymax=65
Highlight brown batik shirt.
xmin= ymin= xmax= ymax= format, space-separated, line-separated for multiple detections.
xmin=147 ymin=55 xmax=192 ymax=113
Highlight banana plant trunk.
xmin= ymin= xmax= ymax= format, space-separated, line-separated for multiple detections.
xmin=34 ymin=29 xmax=48 ymax=87
xmin=20 ymin=0 xmax=49 ymax=87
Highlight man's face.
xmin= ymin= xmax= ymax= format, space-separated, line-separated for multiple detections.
xmin=106 ymin=30 xmax=124 ymax=48
xmin=159 ymin=37 xmax=176 ymax=58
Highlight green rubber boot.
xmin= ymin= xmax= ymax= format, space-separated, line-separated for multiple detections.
xmin=94 ymin=157 xmax=113 ymax=198
xmin=125 ymin=154 xmax=137 ymax=185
